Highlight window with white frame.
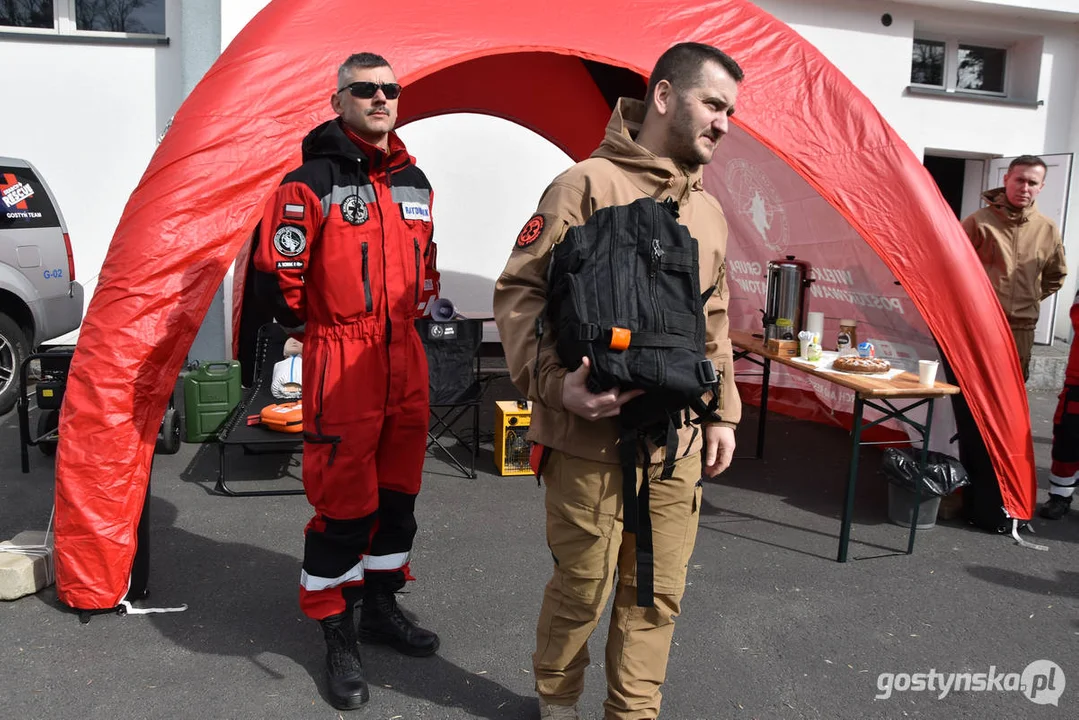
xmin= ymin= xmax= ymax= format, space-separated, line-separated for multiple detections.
xmin=1 ymin=0 xmax=166 ymax=36
xmin=911 ymin=36 xmax=1008 ymax=96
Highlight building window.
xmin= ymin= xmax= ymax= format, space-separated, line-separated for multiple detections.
xmin=911 ymin=39 xmax=945 ymax=86
xmin=1 ymin=0 xmax=165 ymax=36
xmin=74 ymin=0 xmax=165 ymax=35
xmin=956 ymin=44 xmax=1006 ymax=93
xmin=911 ymin=37 xmax=1008 ymax=96
xmin=0 ymin=1 xmax=56 ymax=29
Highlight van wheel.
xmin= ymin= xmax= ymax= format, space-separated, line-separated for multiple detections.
xmin=0 ymin=312 xmax=30 ymax=416
xmin=38 ymin=409 xmax=60 ymax=456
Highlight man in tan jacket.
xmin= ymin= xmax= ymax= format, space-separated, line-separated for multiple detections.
xmin=961 ymin=155 xmax=1068 ymax=380
xmin=493 ymin=43 xmax=743 ymax=720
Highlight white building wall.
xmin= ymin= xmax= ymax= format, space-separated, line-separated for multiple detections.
xmin=0 ymin=1 xmax=183 ymax=343
xmin=757 ymin=0 xmax=1079 ymax=158
xmin=221 ymin=0 xmax=268 ymax=51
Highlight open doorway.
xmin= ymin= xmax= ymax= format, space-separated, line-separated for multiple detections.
xmin=923 ymin=154 xmax=966 ymax=218
xmin=923 ymin=152 xmax=988 ymax=220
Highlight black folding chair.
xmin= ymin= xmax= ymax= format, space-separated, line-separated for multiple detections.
xmin=215 ymin=323 xmax=305 ymax=496
xmin=416 ymin=317 xmax=486 ymax=478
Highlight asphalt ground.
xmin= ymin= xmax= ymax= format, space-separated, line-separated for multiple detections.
xmin=0 ymin=377 xmax=1075 ymax=720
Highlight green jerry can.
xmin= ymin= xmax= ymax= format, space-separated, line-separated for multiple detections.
xmin=183 ymin=361 xmax=242 ymax=442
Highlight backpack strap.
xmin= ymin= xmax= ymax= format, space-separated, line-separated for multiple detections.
xmin=689 ymin=394 xmax=723 ymax=425
xmin=682 ymin=360 xmax=724 ymax=425
xmin=532 ymin=314 xmax=545 ymax=384
xmin=661 ymin=419 xmax=678 ymax=479
xmin=619 ymin=427 xmax=656 ymax=608
xmin=623 ymin=332 xmax=698 ymax=351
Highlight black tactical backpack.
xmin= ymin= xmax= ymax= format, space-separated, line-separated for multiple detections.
xmin=542 ymin=195 xmax=723 ymax=606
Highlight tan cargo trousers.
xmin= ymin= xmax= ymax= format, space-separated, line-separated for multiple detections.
xmin=534 ymin=449 xmax=704 ymax=720
xmin=1011 ymin=326 xmax=1035 ymax=382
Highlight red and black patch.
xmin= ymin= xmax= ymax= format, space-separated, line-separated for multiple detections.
xmin=516 ymin=214 xmax=545 ymax=248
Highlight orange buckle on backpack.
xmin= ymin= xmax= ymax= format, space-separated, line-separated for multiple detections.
xmin=261 ymin=401 xmax=303 ymax=433
xmin=609 ymin=327 xmax=631 ymax=351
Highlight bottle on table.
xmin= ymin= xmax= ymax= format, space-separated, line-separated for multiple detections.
xmin=837 ymin=319 xmax=857 ymax=355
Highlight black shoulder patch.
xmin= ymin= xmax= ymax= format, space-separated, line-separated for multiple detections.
xmin=391 ymin=164 xmax=432 ymax=191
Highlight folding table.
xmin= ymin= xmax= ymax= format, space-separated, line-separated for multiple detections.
xmin=728 ymin=329 xmax=960 ymax=562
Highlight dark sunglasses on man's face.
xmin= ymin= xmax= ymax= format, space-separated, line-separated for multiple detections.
xmin=338 ymin=81 xmax=402 ymax=99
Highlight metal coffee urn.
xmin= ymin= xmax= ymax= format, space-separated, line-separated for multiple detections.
xmin=762 ymin=255 xmax=813 ymax=340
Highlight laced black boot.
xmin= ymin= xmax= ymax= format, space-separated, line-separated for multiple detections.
xmin=319 ymin=612 xmax=370 ymax=710
xmin=358 ymin=587 xmax=440 ymax=657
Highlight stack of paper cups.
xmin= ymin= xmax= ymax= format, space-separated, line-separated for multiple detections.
xmin=806 ymin=311 xmax=824 ymax=344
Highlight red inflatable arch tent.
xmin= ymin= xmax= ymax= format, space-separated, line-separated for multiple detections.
xmin=54 ymin=0 xmax=1036 ymax=610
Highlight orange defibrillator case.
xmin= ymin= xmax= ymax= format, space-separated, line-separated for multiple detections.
xmin=260 ymin=401 xmax=303 ymax=433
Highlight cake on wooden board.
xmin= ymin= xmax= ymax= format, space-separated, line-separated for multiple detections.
xmin=831 ymin=355 xmax=891 ymax=374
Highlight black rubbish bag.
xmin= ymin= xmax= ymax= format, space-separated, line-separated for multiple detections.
xmin=881 ymin=448 xmax=970 ymax=498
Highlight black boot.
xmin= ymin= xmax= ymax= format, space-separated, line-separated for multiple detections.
xmin=319 ymin=612 xmax=370 ymax=710
xmin=359 ymin=588 xmax=440 ymax=657
xmin=1039 ymin=494 xmax=1072 ymax=520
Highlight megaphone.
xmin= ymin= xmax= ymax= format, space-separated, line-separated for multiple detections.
xmin=430 ymin=297 xmax=458 ymax=322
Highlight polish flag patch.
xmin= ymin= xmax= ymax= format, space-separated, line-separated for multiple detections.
xmin=283 ymin=203 xmax=305 ymax=220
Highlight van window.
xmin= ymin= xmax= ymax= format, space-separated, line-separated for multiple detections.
xmin=0 ymin=166 xmax=61 ymax=230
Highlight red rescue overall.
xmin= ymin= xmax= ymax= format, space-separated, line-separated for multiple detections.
xmin=253 ymin=119 xmax=434 ymax=619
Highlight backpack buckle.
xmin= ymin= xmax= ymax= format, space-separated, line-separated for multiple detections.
xmin=578 ymin=323 xmax=599 ymax=342
xmin=609 ymin=327 xmax=631 ymax=351
xmin=696 ymin=359 xmax=718 ymax=386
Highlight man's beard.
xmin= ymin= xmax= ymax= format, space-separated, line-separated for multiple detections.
xmin=668 ymin=95 xmax=715 ymax=169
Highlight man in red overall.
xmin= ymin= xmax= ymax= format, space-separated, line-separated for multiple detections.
xmin=253 ymin=52 xmax=439 ymax=710
xmin=1040 ymin=289 xmax=1079 ymax=520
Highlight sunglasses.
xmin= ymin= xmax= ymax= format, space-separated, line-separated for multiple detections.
xmin=338 ymin=81 xmax=402 ymax=99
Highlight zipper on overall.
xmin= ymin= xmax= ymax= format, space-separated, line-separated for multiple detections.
xmin=374 ymin=170 xmax=394 ymax=412
xmin=361 ymin=242 xmax=373 ymax=313
xmin=413 ymin=238 xmax=422 ymax=305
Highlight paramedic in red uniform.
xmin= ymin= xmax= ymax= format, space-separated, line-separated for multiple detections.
xmin=253 ymin=52 xmax=439 ymax=711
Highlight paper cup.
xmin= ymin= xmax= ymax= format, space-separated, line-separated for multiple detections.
xmin=918 ymin=360 xmax=938 ymax=387
xmin=806 ymin=311 xmax=824 ymax=342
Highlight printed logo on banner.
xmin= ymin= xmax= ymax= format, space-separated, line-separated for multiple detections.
xmin=724 ymin=158 xmax=788 ymax=253
xmin=273 ymin=226 xmax=306 ymax=257
xmin=401 ymin=202 xmax=430 ymax=222
xmin=341 ymin=195 xmax=368 ymax=225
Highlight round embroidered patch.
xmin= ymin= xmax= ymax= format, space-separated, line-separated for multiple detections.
xmin=341 ymin=195 xmax=369 ymax=225
xmin=516 ymin=214 xmax=545 ymax=248
xmin=273 ymin=225 xmax=306 ymax=257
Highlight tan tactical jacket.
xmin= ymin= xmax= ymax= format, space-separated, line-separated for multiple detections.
xmin=962 ymin=188 xmax=1067 ymax=330
xmin=493 ymin=98 xmax=741 ymax=464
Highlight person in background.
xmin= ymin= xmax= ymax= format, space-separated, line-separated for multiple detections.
xmin=961 ymin=155 xmax=1067 ymax=381
xmin=253 ymin=52 xmax=439 ymax=711
xmin=1040 ymin=288 xmax=1079 ymax=520
xmin=494 ymin=42 xmax=744 ymax=719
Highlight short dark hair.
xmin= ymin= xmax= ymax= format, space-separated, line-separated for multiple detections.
xmin=645 ymin=42 xmax=744 ymax=103
xmin=337 ymin=52 xmax=392 ymax=88
xmin=1007 ymin=155 xmax=1047 ymax=173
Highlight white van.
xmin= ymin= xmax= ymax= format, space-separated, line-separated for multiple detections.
xmin=0 ymin=157 xmax=84 ymax=414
